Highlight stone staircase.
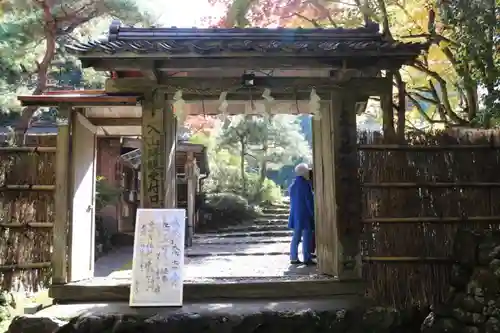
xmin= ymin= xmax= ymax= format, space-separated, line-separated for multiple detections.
xmin=194 ymin=202 xmax=292 ymax=245
xmin=10 ymin=200 xmax=367 ymax=333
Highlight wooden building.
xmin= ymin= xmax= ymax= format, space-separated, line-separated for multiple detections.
xmin=17 ymin=20 xmax=426 ymax=301
xmin=117 ymin=138 xmax=208 ymax=233
xmin=0 ymin=121 xmax=208 ymax=236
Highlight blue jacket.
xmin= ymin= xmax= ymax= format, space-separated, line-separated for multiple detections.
xmin=288 ymin=176 xmax=314 ymax=230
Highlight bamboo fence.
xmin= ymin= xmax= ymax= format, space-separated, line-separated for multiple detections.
xmin=0 ymin=136 xmax=56 ymax=293
xmin=359 ymin=130 xmax=500 ymax=308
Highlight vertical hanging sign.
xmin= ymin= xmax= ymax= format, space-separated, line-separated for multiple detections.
xmin=141 ymin=90 xmax=165 ymax=208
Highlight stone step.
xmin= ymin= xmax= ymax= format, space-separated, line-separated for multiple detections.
xmin=211 ymin=224 xmax=289 ymax=233
xmin=260 ymin=213 xmax=289 ymax=219
xmin=208 ymin=230 xmax=292 ymax=238
xmin=187 ymin=251 xmax=291 ymax=257
xmin=30 ymin=296 xmax=367 ymax=333
xmin=186 ymin=242 xmax=295 ymax=257
xmin=254 ymin=218 xmax=288 ymax=225
xmin=262 ymin=207 xmax=289 ymax=214
xmin=193 ymin=236 xmax=291 ymax=245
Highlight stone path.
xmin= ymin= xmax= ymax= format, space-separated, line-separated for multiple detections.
xmin=94 ymin=203 xmax=319 ymax=282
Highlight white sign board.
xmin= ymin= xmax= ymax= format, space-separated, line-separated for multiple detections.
xmin=129 ymin=208 xmax=186 ymax=307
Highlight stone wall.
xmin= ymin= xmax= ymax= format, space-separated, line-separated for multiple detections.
xmin=7 ymin=305 xmax=428 ymax=333
xmin=422 ymin=230 xmax=500 ymax=333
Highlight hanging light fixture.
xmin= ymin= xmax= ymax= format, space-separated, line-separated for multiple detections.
xmin=241 ymin=73 xmax=256 ymax=87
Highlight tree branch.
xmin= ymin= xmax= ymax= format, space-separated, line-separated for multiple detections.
xmin=412 ymin=60 xmax=466 ymax=125
xmin=375 ymin=0 xmax=392 ymax=40
xmin=291 ymin=12 xmax=321 ymax=27
xmin=406 ymin=93 xmax=442 ymax=124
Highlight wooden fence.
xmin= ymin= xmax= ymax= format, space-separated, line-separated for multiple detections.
xmin=359 ymin=130 xmax=500 ymax=307
xmin=2 ymin=128 xmax=499 ymax=306
xmin=0 ymin=136 xmax=56 ymax=292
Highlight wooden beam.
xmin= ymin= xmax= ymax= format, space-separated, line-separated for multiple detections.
xmin=0 ymin=147 xmax=57 ymax=153
xmin=84 ymin=57 xmax=408 ymax=71
xmin=141 ymin=70 xmax=159 ymax=82
xmin=53 ymin=123 xmax=71 ymax=284
xmin=76 ymin=112 xmax=105 ymax=135
xmin=89 ymin=117 xmax=141 ymax=126
xmin=49 ymin=278 xmax=364 ymax=303
xmin=105 ymin=77 xmax=391 ymax=98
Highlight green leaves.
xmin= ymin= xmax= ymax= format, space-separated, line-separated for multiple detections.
xmin=0 ymin=0 xmax=153 ymax=125
xmin=217 ymin=114 xmax=311 ymax=171
xmin=438 ymin=0 xmax=499 ymax=120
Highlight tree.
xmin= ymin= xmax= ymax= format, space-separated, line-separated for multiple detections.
xmin=0 ymin=0 xmax=152 ymax=143
xmin=217 ymin=115 xmax=260 ymax=194
xmin=184 ymin=115 xmax=218 ymax=136
xmin=438 ymin=0 xmax=499 ymax=124
xmin=209 ymin=0 xmax=499 ymax=130
xmin=217 ymin=114 xmax=311 ymax=196
xmin=248 ymin=114 xmax=311 ymax=191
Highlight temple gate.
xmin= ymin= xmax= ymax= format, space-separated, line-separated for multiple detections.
xmin=17 ymin=20 xmax=425 ymax=301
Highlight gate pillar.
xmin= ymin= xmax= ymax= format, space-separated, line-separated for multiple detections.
xmin=312 ymin=91 xmax=361 ymax=278
xmin=141 ymin=90 xmax=177 ymax=209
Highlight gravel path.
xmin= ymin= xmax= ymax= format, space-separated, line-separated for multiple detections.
xmin=93 ymin=205 xmax=312 ymax=281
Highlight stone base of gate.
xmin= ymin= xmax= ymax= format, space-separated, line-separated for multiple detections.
xmin=6 ymin=297 xmax=426 ymax=333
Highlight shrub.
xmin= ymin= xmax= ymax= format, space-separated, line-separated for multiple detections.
xmin=245 ymin=174 xmax=283 ymax=204
xmin=259 ymin=178 xmax=284 ymax=204
xmin=197 ymin=192 xmax=259 ymax=231
xmin=95 ymin=176 xmax=121 ymax=211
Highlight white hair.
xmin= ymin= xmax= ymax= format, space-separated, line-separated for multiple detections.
xmin=294 ymin=163 xmax=309 ymax=177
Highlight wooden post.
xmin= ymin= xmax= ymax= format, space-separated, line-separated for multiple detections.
xmin=185 ymin=152 xmax=200 ymax=247
xmin=164 ymin=97 xmax=177 ymax=208
xmin=312 ymin=101 xmax=339 ymax=276
xmin=141 ymin=90 xmax=177 ymax=209
xmin=52 ymin=122 xmax=71 ymax=284
xmin=336 ymin=93 xmax=362 ymax=279
xmin=381 ymin=72 xmax=395 ymax=140
xmin=313 ymin=92 xmax=361 ymax=279
xmin=141 ymin=90 xmax=165 ymax=208
xmin=68 ymin=112 xmax=98 ymax=282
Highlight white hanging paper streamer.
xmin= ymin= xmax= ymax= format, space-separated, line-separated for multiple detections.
xmin=309 ymin=88 xmax=321 ymax=120
xmin=172 ymin=90 xmax=187 ymax=125
xmin=218 ymin=91 xmax=228 ymax=120
xmin=262 ymin=88 xmax=274 ymax=117
xmin=262 ymin=88 xmax=274 ymax=102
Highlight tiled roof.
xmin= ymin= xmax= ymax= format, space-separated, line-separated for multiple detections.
xmin=65 ymin=20 xmax=426 ymax=57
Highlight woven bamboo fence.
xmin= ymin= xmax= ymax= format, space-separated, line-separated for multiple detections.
xmin=359 ymin=130 xmax=500 ymax=308
xmin=0 ymin=136 xmax=56 ymax=293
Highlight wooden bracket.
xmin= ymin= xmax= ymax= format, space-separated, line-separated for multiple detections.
xmin=75 ymin=112 xmax=105 ymax=136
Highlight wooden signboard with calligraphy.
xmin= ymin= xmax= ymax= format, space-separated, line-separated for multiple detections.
xmin=130 ymin=208 xmax=186 ymax=307
xmin=141 ymin=91 xmax=165 ymax=208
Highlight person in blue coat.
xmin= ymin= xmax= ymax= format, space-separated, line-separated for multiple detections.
xmin=288 ymin=163 xmax=315 ymax=265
